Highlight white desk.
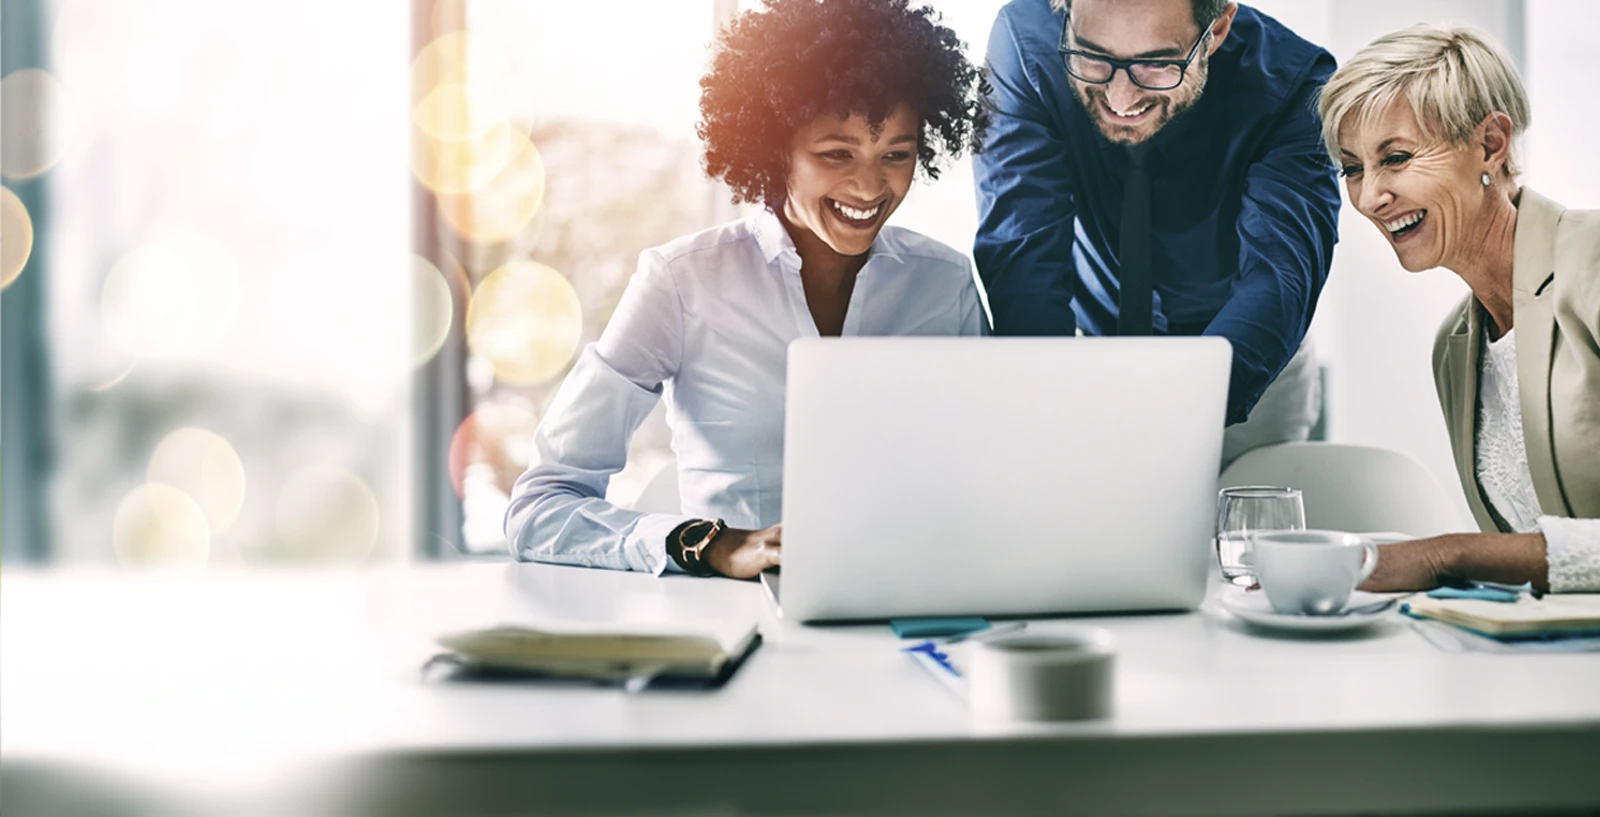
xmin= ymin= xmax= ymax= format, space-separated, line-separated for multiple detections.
xmin=4 ymin=563 xmax=1598 ymax=816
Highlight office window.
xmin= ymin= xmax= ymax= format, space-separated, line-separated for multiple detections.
xmin=417 ymin=0 xmax=727 ymax=556
xmin=5 ymin=0 xmax=411 ymax=565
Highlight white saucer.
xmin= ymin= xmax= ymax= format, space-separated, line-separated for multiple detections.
xmin=1219 ymin=588 xmax=1398 ymax=633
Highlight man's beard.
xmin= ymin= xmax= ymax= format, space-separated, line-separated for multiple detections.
xmin=1073 ymin=62 xmax=1208 ymax=145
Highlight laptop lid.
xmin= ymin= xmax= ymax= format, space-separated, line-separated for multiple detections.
xmin=779 ymin=337 xmax=1230 ymax=622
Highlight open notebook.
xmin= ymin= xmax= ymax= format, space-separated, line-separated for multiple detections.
xmin=1403 ymin=593 xmax=1600 ymax=639
xmin=431 ymin=618 xmax=761 ymax=685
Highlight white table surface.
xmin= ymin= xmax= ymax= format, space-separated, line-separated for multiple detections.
xmin=4 ymin=562 xmax=1598 ymax=816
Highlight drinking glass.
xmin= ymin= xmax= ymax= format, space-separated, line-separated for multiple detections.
xmin=1215 ymin=486 xmax=1305 ymax=586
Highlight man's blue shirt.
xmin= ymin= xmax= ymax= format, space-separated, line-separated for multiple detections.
xmin=974 ymin=1 xmax=1340 ymax=424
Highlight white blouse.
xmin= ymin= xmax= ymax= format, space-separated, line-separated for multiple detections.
xmin=1474 ymin=326 xmax=1600 ymax=592
xmin=504 ymin=209 xmax=988 ymax=573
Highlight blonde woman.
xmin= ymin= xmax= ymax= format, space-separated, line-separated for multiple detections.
xmin=1317 ymin=24 xmax=1599 ymax=593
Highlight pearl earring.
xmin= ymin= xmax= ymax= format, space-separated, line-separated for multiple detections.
xmin=1481 ymin=172 xmax=1493 ymax=187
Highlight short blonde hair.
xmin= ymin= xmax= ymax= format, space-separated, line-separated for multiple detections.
xmin=1316 ymin=24 xmax=1530 ymax=176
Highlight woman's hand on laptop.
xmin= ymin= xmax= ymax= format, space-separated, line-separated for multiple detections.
xmin=706 ymin=523 xmax=782 ymax=579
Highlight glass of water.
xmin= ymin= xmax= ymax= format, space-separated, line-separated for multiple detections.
xmin=1215 ymin=486 xmax=1305 ymax=586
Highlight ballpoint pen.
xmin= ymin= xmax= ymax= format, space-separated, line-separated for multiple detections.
xmin=1473 ymin=580 xmax=1542 ymax=599
xmin=903 ymin=623 xmax=1030 ymax=699
xmin=903 ymin=640 xmax=965 ymax=698
xmin=1433 ymin=578 xmax=1542 ymax=601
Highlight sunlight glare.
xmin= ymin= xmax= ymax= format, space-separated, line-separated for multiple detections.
xmin=1 ymin=68 xmax=75 ymax=180
xmin=275 ymin=467 xmax=381 ymax=563
xmin=413 ymin=254 xmax=455 ymax=366
xmin=447 ymin=398 xmax=541 ymax=498
xmin=148 ymin=428 xmax=247 ymax=536
xmin=435 ymin=131 xmax=546 ymax=245
xmin=465 ymin=260 xmax=582 ymax=386
xmin=411 ymin=119 xmax=513 ymax=195
xmin=1 ymin=185 xmax=34 ymax=288
xmin=113 ymin=484 xmax=211 ymax=567
xmin=99 ymin=233 xmax=242 ymax=358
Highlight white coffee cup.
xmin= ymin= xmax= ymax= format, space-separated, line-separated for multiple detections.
xmin=1249 ymin=529 xmax=1379 ymax=616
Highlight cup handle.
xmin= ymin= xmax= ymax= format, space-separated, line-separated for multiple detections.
xmin=1356 ymin=539 xmax=1381 ymax=585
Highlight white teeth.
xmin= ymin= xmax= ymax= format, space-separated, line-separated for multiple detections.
xmin=831 ymin=200 xmax=880 ymax=222
xmin=1111 ymin=103 xmax=1150 ymax=118
xmin=1384 ymin=211 xmax=1425 ymax=233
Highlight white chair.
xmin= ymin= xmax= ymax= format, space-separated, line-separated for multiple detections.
xmin=1217 ymin=442 xmax=1466 ymax=537
xmin=629 ymin=459 xmax=681 ymax=515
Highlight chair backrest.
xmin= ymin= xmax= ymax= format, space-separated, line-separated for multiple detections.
xmin=629 ymin=460 xmax=681 ymax=515
xmin=1217 ymin=442 xmax=1466 ymax=537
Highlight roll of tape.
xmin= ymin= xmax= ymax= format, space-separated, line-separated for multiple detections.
xmin=963 ymin=629 xmax=1115 ymax=721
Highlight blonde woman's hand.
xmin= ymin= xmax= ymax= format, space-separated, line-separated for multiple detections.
xmin=1360 ymin=532 xmax=1548 ymax=592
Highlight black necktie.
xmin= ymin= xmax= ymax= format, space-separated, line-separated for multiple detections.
xmin=1118 ymin=144 xmax=1153 ymax=336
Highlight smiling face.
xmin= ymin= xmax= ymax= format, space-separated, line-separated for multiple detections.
xmin=1337 ymin=97 xmax=1490 ymax=272
xmin=781 ymin=103 xmax=919 ymax=257
xmin=1066 ymin=0 xmax=1226 ymax=145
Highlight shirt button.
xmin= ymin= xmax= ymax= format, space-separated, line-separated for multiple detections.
xmin=582 ymin=557 xmax=593 ymax=567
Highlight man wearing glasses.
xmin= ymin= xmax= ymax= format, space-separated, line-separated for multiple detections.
xmin=974 ymin=0 xmax=1339 ymax=465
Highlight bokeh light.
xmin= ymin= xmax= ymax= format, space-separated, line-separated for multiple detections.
xmin=275 ymin=467 xmax=380 ymax=563
xmin=435 ymin=131 xmax=546 ymax=245
xmin=466 ymin=260 xmax=582 ymax=386
xmin=100 ymin=233 xmax=242 ymax=358
xmin=112 ymin=484 xmax=211 ymax=567
xmin=411 ymin=119 xmax=513 ymax=196
xmin=413 ymin=254 xmax=456 ymax=367
xmin=447 ymin=398 xmax=541 ymax=498
xmin=147 ymin=428 xmax=246 ymax=535
xmin=413 ymin=80 xmax=508 ymax=143
xmin=88 ymin=361 xmax=138 ymax=392
xmin=410 ymin=31 xmax=516 ymax=125
xmin=1 ymin=185 xmax=34 ymax=288
xmin=1 ymin=68 xmax=75 ymax=180
xmin=410 ymin=31 xmax=524 ymax=197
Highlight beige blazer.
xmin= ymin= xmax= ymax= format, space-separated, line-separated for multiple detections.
xmin=1433 ymin=187 xmax=1600 ymax=532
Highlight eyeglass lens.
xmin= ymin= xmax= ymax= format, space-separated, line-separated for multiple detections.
xmin=1066 ymin=54 xmax=1184 ymax=90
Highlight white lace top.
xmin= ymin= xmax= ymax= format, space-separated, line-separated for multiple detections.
xmin=1475 ymin=327 xmax=1600 ymax=592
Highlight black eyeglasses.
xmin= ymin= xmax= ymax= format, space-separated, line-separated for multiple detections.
xmin=1058 ymin=14 xmax=1215 ymax=92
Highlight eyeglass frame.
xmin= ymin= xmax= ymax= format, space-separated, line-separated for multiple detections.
xmin=1057 ymin=12 xmax=1217 ymax=92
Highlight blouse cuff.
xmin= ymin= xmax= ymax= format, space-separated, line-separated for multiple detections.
xmin=624 ymin=512 xmax=695 ymax=575
xmin=1539 ymin=515 xmax=1600 ymax=593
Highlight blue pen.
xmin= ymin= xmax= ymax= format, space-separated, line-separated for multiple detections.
xmin=1471 ymin=580 xmax=1541 ymax=599
xmin=1430 ymin=579 xmax=1539 ymax=603
xmin=902 ymin=640 xmax=965 ymax=698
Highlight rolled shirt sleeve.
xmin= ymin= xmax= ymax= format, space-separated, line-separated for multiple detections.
xmin=504 ymin=249 xmax=693 ymax=573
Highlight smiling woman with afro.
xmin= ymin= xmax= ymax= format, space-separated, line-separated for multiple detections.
xmin=504 ymin=0 xmax=990 ymax=579
xmin=698 ymin=0 xmax=987 ymax=208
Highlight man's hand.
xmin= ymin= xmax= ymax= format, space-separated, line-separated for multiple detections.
xmin=703 ymin=523 xmax=782 ymax=579
xmin=1361 ymin=532 xmax=1548 ymax=592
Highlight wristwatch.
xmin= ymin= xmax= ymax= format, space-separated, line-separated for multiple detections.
xmin=669 ymin=518 xmax=727 ymax=577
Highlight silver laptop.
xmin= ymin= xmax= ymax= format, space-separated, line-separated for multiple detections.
xmin=775 ymin=336 xmax=1231 ymax=622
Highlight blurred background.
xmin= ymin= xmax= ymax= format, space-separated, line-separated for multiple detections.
xmin=2 ymin=0 xmax=1597 ymax=568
